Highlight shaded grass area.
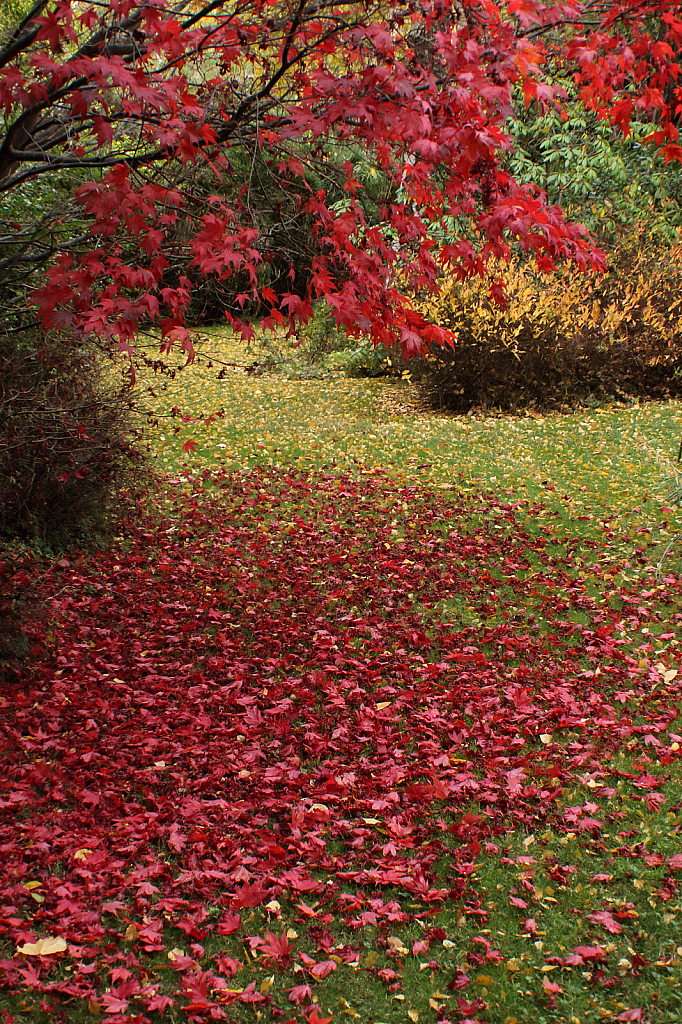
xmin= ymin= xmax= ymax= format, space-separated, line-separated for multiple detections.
xmin=2 ymin=333 xmax=682 ymax=1024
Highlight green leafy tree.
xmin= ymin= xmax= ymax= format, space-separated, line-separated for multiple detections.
xmin=508 ymin=85 xmax=682 ymax=243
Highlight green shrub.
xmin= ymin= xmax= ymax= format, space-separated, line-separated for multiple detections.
xmin=297 ymin=303 xmax=355 ymax=363
xmin=507 ymin=86 xmax=682 ymax=244
xmin=344 ymin=339 xmax=396 ymax=378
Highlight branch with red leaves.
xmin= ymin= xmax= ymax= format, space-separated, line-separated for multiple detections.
xmin=2 ymin=0 xmax=681 ymax=356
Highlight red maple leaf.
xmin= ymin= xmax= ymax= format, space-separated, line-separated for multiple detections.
xmin=588 ymin=911 xmax=623 ymax=934
xmin=232 ymin=881 xmax=269 ymax=909
xmin=306 ymin=1009 xmax=333 ymax=1024
xmin=255 ymin=930 xmax=295 ymax=965
xmin=288 ymin=983 xmax=313 ymax=1005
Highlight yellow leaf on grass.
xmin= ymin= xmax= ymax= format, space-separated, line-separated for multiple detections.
xmin=476 ymin=975 xmax=493 ymax=986
xmin=260 ymin=976 xmax=275 ymax=994
xmin=408 ymin=1011 xmax=420 ymax=1022
xmin=17 ymin=936 xmax=67 ymax=956
xmin=665 ymin=669 xmax=678 ymax=684
xmin=167 ymin=948 xmax=185 ymax=961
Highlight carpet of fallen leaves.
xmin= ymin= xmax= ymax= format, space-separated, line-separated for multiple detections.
xmin=2 ymin=467 xmax=682 ymax=1024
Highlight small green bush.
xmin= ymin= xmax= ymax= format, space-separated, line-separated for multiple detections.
xmin=296 ymin=303 xmax=357 ymax=363
xmin=345 ymin=340 xmax=395 ymax=378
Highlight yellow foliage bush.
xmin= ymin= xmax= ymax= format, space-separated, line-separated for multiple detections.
xmin=415 ymin=230 xmax=682 ymax=410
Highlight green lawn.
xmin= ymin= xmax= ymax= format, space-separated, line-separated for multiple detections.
xmin=136 ymin=328 xmax=682 ymax=561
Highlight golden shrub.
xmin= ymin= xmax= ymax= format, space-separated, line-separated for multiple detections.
xmin=415 ymin=229 xmax=682 ymax=409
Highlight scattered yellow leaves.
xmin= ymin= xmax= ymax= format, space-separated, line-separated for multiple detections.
xmin=23 ymin=881 xmax=44 ymax=904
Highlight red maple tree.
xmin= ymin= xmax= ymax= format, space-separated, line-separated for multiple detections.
xmin=2 ymin=0 xmax=681 ymax=358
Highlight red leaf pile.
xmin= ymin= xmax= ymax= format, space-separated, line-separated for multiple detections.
xmin=1 ymin=467 xmax=680 ymax=1017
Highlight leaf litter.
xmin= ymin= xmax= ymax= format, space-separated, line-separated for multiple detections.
xmin=3 ymin=338 xmax=682 ymax=1022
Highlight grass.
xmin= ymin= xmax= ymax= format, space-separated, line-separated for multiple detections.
xmin=3 ymin=327 xmax=682 ymax=1024
xmin=134 ymin=327 xmax=682 ymax=542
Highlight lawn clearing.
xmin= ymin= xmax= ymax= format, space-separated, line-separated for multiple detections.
xmin=133 ymin=329 xmax=682 ymax=544
xmin=2 ymin=336 xmax=682 ymax=1024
